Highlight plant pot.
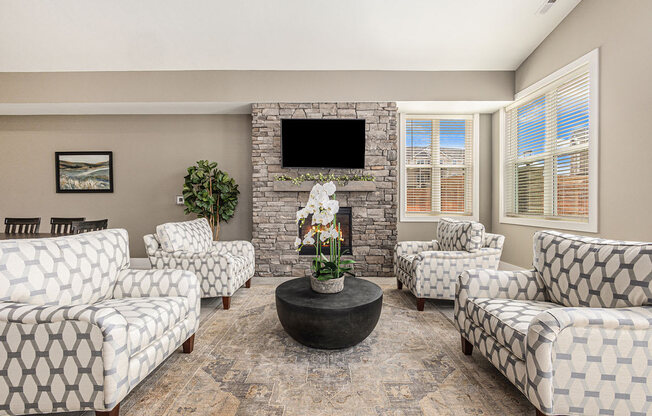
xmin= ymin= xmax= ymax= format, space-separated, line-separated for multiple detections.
xmin=310 ymin=276 xmax=345 ymax=294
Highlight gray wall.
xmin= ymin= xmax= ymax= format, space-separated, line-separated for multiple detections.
xmin=0 ymin=70 xmax=513 ymax=103
xmin=397 ymin=113 xmax=493 ymax=241
xmin=492 ymin=0 xmax=652 ymax=267
xmin=0 ymin=114 xmax=253 ymax=258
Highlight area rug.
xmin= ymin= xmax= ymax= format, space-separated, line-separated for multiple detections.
xmin=62 ymin=280 xmax=533 ymax=416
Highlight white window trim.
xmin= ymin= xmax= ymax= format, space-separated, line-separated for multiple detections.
xmin=399 ymin=113 xmax=480 ymax=222
xmin=499 ymin=48 xmax=599 ymax=233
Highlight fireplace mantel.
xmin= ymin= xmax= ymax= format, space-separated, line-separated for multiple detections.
xmin=273 ymin=181 xmax=377 ymax=192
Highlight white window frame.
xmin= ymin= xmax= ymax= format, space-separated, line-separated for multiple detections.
xmin=399 ymin=113 xmax=480 ymax=222
xmin=499 ymin=48 xmax=599 ymax=232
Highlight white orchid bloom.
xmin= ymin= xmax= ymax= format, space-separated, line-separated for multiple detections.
xmin=302 ymin=235 xmax=315 ymax=245
xmin=324 ymin=199 xmax=339 ymax=214
xmin=309 ymin=183 xmax=324 ymax=199
xmin=305 ymin=201 xmax=318 ymax=214
xmin=319 ymin=232 xmax=330 ymax=242
xmin=321 ymin=212 xmax=334 ymax=226
xmin=296 ymin=208 xmax=309 ymax=223
xmin=294 ymin=237 xmax=302 ymax=248
xmin=323 ymin=181 xmax=336 ymax=196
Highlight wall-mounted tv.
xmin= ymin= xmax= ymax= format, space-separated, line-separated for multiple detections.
xmin=281 ymin=119 xmax=365 ymax=168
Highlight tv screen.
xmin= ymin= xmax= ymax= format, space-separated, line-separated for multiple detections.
xmin=281 ymin=119 xmax=365 ymax=168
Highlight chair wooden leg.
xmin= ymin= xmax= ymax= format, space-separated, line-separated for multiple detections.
xmin=245 ymin=278 xmax=251 ymax=288
xmin=416 ymin=297 xmax=425 ymax=311
xmin=182 ymin=334 xmax=195 ymax=353
xmin=396 ymin=279 xmax=403 ymax=290
xmin=222 ymin=296 xmax=231 ymax=310
xmin=96 ymin=403 xmax=119 ymax=416
xmin=461 ymin=336 xmax=473 ymax=356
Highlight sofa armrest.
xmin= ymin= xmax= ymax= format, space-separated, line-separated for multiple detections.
xmin=395 ymin=240 xmax=440 ymax=257
xmin=526 ymin=306 xmax=652 ymax=415
xmin=415 ymin=247 xmax=501 ymax=262
xmin=143 ymin=233 xmax=160 ymax=257
xmin=456 ymin=268 xmax=546 ymax=302
xmin=211 ymin=240 xmax=255 ymax=262
xmin=454 ymin=269 xmax=547 ymax=334
xmin=0 ymin=302 xmax=130 ymax=411
xmin=113 ymin=268 xmax=200 ymax=332
xmin=483 ymin=233 xmax=505 ymax=250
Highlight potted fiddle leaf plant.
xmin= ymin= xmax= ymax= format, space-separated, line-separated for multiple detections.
xmin=182 ymin=160 xmax=239 ymax=240
xmin=295 ymin=182 xmax=355 ymax=293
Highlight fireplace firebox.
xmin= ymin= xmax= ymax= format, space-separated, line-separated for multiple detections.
xmin=298 ymin=207 xmax=352 ymax=256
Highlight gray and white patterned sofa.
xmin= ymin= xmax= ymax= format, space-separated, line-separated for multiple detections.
xmin=0 ymin=229 xmax=200 ymax=416
xmin=455 ymin=230 xmax=652 ymax=416
xmin=394 ymin=217 xmax=504 ymax=310
xmin=144 ymin=218 xmax=255 ymax=310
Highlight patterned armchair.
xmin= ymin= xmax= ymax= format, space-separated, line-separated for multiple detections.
xmin=394 ymin=218 xmax=504 ymax=310
xmin=0 ymin=229 xmax=200 ymax=416
xmin=144 ymin=218 xmax=255 ymax=310
xmin=455 ymin=230 xmax=652 ymax=416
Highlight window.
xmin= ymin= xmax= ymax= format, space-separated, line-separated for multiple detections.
xmin=500 ymin=49 xmax=598 ymax=232
xmin=400 ymin=114 xmax=479 ymax=221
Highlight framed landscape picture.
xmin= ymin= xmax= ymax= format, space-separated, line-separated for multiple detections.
xmin=55 ymin=151 xmax=114 ymax=193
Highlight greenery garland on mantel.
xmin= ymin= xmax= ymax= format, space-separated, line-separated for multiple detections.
xmin=275 ymin=173 xmax=375 ymax=186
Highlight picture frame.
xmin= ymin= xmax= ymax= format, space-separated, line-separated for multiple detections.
xmin=55 ymin=151 xmax=114 ymax=193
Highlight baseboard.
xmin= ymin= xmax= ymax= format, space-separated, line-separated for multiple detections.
xmin=130 ymin=258 xmax=151 ymax=270
xmin=498 ymin=261 xmax=525 ymax=271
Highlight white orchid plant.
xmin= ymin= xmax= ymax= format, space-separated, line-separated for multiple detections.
xmin=295 ymin=182 xmax=355 ymax=281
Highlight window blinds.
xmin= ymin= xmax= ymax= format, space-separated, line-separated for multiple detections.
xmin=504 ymin=66 xmax=591 ymax=221
xmin=404 ymin=116 xmax=473 ymax=216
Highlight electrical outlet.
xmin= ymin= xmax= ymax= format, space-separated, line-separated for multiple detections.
xmin=175 ymin=195 xmax=184 ymax=205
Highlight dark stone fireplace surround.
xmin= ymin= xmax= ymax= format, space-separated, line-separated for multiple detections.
xmin=251 ymin=102 xmax=398 ymax=277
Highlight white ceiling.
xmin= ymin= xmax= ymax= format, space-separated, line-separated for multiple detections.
xmin=0 ymin=0 xmax=580 ymax=72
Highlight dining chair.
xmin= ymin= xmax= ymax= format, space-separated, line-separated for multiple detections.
xmin=71 ymin=219 xmax=109 ymax=234
xmin=50 ymin=217 xmax=86 ymax=235
xmin=4 ymin=217 xmax=41 ymax=234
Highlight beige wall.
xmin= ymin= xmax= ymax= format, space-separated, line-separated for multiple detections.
xmin=0 ymin=70 xmax=513 ymax=104
xmin=492 ymin=0 xmax=652 ymax=268
xmin=0 ymin=114 xmax=253 ymax=258
xmin=397 ymin=113 xmax=493 ymax=241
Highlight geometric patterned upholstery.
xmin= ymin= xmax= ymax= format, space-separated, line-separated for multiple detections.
xmin=437 ymin=217 xmax=485 ymax=252
xmin=0 ymin=230 xmax=200 ymax=415
xmin=0 ymin=229 xmax=130 ymax=306
xmin=465 ymin=297 xmax=560 ymax=360
xmin=98 ymin=296 xmax=189 ymax=357
xmin=455 ymin=232 xmax=652 ymax=416
xmin=395 ymin=231 xmax=504 ymax=300
xmin=156 ymin=218 xmax=213 ymax=254
xmin=144 ymin=233 xmax=255 ymax=298
xmin=534 ymin=230 xmax=652 ymax=308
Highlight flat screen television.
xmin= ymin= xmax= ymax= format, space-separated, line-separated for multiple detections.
xmin=281 ymin=119 xmax=365 ymax=168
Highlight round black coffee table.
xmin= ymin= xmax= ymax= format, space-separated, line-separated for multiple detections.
xmin=275 ymin=277 xmax=383 ymax=349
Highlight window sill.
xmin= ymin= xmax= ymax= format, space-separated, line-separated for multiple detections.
xmin=400 ymin=214 xmax=479 ymax=223
xmin=498 ymin=215 xmax=597 ymax=233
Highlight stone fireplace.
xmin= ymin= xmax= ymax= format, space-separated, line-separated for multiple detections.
xmin=298 ymin=207 xmax=352 ymax=256
xmin=251 ymin=102 xmax=398 ymax=277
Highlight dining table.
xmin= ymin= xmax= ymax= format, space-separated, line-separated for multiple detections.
xmin=0 ymin=233 xmax=64 ymax=240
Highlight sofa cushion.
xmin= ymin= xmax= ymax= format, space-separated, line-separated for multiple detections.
xmin=0 ymin=229 xmax=130 ymax=306
xmin=437 ymin=218 xmax=484 ymax=252
xmin=534 ymin=230 xmax=652 ymax=308
xmin=100 ymin=296 xmax=189 ymax=357
xmin=465 ymin=297 xmax=560 ymax=360
xmin=156 ymin=218 xmax=213 ymax=254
